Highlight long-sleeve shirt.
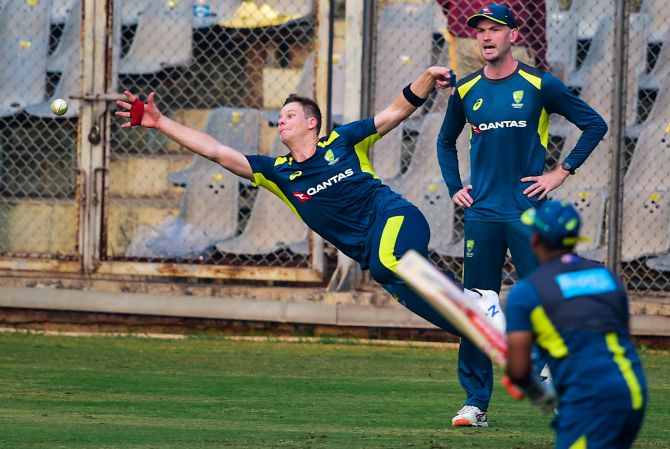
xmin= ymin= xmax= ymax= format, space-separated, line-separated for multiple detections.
xmin=437 ymin=62 xmax=608 ymax=222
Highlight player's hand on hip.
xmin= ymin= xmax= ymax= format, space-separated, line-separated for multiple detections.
xmin=452 ymin=184 xmax=473 ymax=208
xmin=521 ymin=168 xmax=570 ymax=200
xmin=115 ymin=91 xmax=162 ymax=129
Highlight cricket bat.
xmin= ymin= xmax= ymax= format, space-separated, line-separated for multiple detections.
xmin=396 ymin=250 xmax=523 ymax=399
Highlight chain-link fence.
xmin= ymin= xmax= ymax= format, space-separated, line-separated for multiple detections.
xmin=366 ymin=0 xmax=670 ymax=296
xmin=0 ymin=0 xmax=80 ymax=259
xmin=0 ymin=0 xmax=669 ymax=294
xmin=108 ymin=0 xmax=316 ymax=269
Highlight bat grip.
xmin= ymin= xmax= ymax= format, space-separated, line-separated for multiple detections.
xmin=501 ymin=375 xmax=524 ymax=400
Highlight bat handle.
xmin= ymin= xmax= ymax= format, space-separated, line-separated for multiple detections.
xmin=501 ymin=375 xmax=524 ymax=400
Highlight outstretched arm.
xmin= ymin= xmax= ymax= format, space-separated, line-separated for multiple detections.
xmin=115 ymin=91 xmax=254 ymax=181
xmin=374 ymin=66 xmax=455 ymax=136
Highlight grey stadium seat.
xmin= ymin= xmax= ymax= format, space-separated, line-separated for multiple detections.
xmin=214 ymin=138 xmax=309 ymax=255
xmin=169 ymin=107 xmax=261 ymax=186
xmin=51 ymin=0 xmax=75 ymax=25
xmin=0 ymin=0 xmax=51 ymax=117
xmin=639 ymin=28 xmax=670 ymax=91
xmin=125 ymin=107 xmax=262 ymax=258
xmin=120 ymin=0 xmax=152 ymax=26
xmin=620 ymin=84 xmax=670 ymax=261
xmin=566 ymin=10 xmax=613 ymax=91
xmin=551 ymin=75 xmax=614 ymax=261
xmin=47 ymin=0 xmax=81 ymax=73
xmin=545 ymin=0 xmax=578 ymax=79
xmin=371 ymin=2 xmax=433 ymax=180
xmin=640 ymin=0 xmax=670 ymax=44
xmin=119 ymin=0 xmax=192 ymax=75
xmin=27 ymin=0 xmax=121 ymax=118
xmin=214 ymin=53 xmax=315 ymax=256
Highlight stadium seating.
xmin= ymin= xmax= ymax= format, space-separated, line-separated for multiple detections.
xmin=213 ymin=138 xmax=309 ymax=256
xmin=51 ymin=0 xmax=75 ymax=25
xmin=119 ymin=0 xmax=192 ymax=75
xmin=551 ymin=61 xmax=619 ymax=262
xmin=639 ymin=28 xmax=670 ymax=91
xmin=25 ymin=0 xmax=81 ymax=118
xmin=640 ymin=0 xmax=670 ymax=45
xmin=126 ymin=107 xmax=261 ymax=258
xmin=47 ymin=0 xmax=81 ymax=73
xmin=218 ymin=0 xmax=313 ymax=28
xmin=620 ymin=83 xmax=670 ymax=261
xmin=572 ymin=0 xmax=603 ymax=42
xmin=545 ymin=0 xmax=578 ymax=79
xmin=0 ymin=0 xmax=51 ymax=117
xmin=213 ymin=49 xmax=315 ymax=256
xmin=566 ymin=10 xmax=614 ymax=91
xmin=120 ymin=0 xmax=152 ymax=26
xmin=168 ymin=107 xmax=261 ymax=186
xmin=371 ymin=2 xmax=433 ymax=180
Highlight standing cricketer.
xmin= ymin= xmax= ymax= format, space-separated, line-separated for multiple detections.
xmin=435 ymin=3 xmax=608 ymax=426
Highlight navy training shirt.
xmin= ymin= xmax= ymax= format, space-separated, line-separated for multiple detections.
xmin=437 ymin=62 xmax=608 ymax=222
xmin=246 ymin=117 xmax=412 ymax=267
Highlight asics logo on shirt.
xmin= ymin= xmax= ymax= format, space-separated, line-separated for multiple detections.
xmin=475 ymin=120 xmax=527 ymax=131
xmin=306 ymin=169 xmax=354 ymax=195
xmin=289 ymin=170 xmax=302 ymax=181
xmin=473 ymin=98 xmax=484 ymax=111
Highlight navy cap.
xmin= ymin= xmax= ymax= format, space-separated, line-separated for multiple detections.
xmin=466 ymin=4 xmax=518 ymax=29
xmin=521 ymin=200 xmax=583 ymax=247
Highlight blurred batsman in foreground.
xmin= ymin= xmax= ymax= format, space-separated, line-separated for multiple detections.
xmin=506 ymin=200 xmax=647 ymax=449
xmin=116 ymin=66 xmax=502 ymax=426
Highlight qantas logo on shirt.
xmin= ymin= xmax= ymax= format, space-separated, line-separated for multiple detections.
xmin=304 ymin=168 xmax=354 ymax=196
xmin=472 ymin=121 xmax=527 ymax=131
xmin=292 ymin=191 xmax=312 ymax=203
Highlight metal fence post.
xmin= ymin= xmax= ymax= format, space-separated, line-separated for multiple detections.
xmin=607 ymin=0 xmax=629 ymax=273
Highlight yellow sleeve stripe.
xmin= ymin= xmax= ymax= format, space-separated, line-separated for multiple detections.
xmin=568 ymin=435 xmax=586 ymax=449
xmin=379 ymin=215 xmax=405 ymax=272
xmin=518 ymin=70 xmax=542 ymax=90
xmin=457 ymin=75 xmax=482 ymax=98
xmin=317 ymin=130 xmax=341 ymax=148
xmin=605 ymin=332 xmax=645 ymax=410
xmin=538 ymin=108 xmax=549 ymax=149
xmin=354 ymin=133 xmax=382 ymax=178
xmin=251 ymin=173 xmax=303 ymax=219
xmin=530 ymin=306 xmax=569 ymax=358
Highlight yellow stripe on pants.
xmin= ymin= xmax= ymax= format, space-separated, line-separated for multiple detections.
xmin=379 ymin=216 xmax=405 ymax=273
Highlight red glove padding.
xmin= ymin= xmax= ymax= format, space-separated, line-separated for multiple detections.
xmin=129 ymin=98 xmax=145 ymax=126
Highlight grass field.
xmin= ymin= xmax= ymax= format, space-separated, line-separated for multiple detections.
xmin=0 ymin=332 xmax=668 ymax=449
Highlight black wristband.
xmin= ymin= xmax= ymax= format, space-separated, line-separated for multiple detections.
xmin=402 ymin=84 xmax=426 ymax=108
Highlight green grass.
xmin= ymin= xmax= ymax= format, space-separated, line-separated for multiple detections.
xmin=0 ymin=332 xmax=667 ymax=448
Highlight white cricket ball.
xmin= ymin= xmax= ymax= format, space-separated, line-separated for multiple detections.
xmin=50 ymin=98 xmax=68 ymax=116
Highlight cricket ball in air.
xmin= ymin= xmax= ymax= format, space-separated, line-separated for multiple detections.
xmin=50 ymin=98 xmax=68 ymax=116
